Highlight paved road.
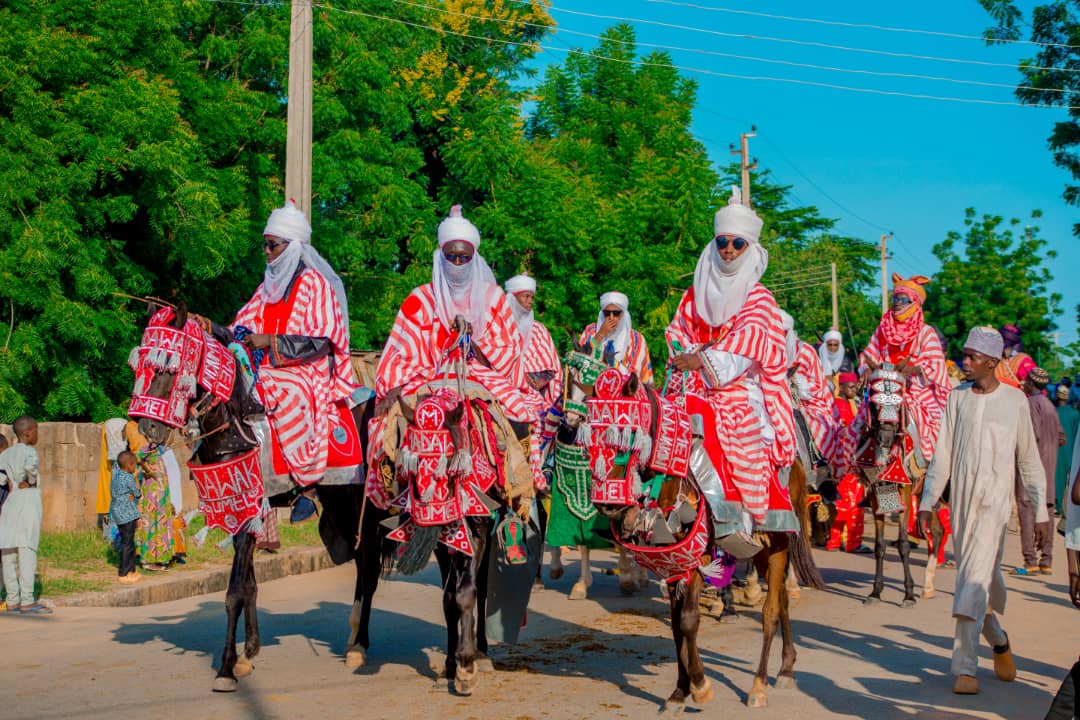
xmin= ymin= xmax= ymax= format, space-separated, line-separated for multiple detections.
xmin=5 ymin=536 xmax=1076 ymax=720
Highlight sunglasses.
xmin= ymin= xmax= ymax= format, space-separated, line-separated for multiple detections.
xmin=715 ymin=236 xmax=748 ymax=251
xmin=603 ymin=309 xmax=623 ymax=318
xmin=263 ymin=238 xmax=288 ymax=252
xmin=892 ymin=295 xmax=913 ymax=306
xmin=443 ymin=252 xmax=474 ymax=265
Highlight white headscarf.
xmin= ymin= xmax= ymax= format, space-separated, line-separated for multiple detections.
xmin=505 ymin=274 xmax=536 ymax=345
xmin=596 ymin=291 xmax=632 ymax=364
xmin=692 ymin=187 xmax=769 ymax=327
xmin=818 ymin=329 xmax=845 ymax=375
xmin=261 ymin=200 xmax=350 ymax=331
xmin=432 ymin=206 xmax=498 ymax=335
xmin=779 ymin=310 xmax=798 ymax=369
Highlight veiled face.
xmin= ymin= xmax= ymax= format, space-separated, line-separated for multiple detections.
xmin=826 ymin=339 xmax=840 ymax=353
xmin=715 ymin=233 xmax=749 ymax=264
xmin=514 ymin=291 xmax=535 ymax=311
xmin=442 ymin=240 xmax=474 ymax=266
xmin=263 ymin=234 xmax=290 ymax=263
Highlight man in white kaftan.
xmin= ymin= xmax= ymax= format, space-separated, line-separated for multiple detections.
xmin=918 ymin=326 xmax=1048 ymax=695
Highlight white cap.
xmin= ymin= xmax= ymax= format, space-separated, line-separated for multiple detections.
xmin=263 ymin=199 xmax=311 ymax=244
xmin=505 ymin=274 xmax=536 ymax=294
xmin=437 ymin=205 xmax=481 ymax=248
xmin=714 ymin=186 xmax=763 ymax=244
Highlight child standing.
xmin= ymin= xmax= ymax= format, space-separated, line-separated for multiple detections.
xmin=0 ymin=416 xmax=50 ymax=614
xmin=110 ymin=451 xmax=141 ymax=584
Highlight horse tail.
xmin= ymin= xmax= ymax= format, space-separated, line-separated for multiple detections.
xmin=788 ymin=460 xmax=826 ymax=591
xmin=395 ymin=524 xmax=440 ymax=575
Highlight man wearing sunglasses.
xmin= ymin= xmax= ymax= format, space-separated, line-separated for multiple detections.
xmin=578 ymin=292 xmax=654 ymax=385
xmin=842 ymin=274 xmax=950 ymax=479
xmin=194 ymin=200 xmax=360 ymax=487
xmin=664 ymin=187 xmax=798 ymax=532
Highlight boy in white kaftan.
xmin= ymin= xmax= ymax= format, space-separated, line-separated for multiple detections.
xmin=919 ymin=327 xmax=1048 ymax=691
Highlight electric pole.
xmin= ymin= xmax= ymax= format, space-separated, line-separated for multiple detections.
xmin=729 ymin=126 xmax=757 ymax=208
xmin=880 ymin=233 xmax=892 ymax=314
xmin=285 ymin=0 xmax=313 ymax=219
xmin=831 ymin=262 xmax=839 ymax=330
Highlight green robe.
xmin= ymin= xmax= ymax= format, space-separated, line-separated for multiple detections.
xmin=1056 ymin=404 xmax=1080 ymax=512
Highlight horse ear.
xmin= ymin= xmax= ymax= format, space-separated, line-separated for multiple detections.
xmin=397 ymin=394 xmax=416 ymax=424
xmin=173 ymin=301 xmax=188 ymax=329
xmin=624 ymin=373 xmax=640 ymax=397
xmin=573 ymin=339 xmax=589 ymax=354
xmin=146 ymin=301 xmax=161 ymax=321
xmin=445 ymin=402 xmax=464 ymax=427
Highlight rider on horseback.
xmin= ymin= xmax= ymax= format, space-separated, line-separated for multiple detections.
xmin=666 ymin=187 xmax=798 ymax=534
xmin=578 ymin=291 xmax=654 ymax=385
xmin=781 ymin=310 xmax=842 ymax=473
xmin=194 ymin=200 xmax=359 ymax=488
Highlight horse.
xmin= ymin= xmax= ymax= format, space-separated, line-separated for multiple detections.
xmin=559 ymin=351 xmax=823 ymax=711
xmin=130 ymin=303 xmax=392 ymax=691
xmin=848 ymin=363 xmax=946 ymax=607
xmin=385 ymin=381 xmax=537 ymax=695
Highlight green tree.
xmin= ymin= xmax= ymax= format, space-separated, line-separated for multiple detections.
xmin=979 ymin=0 xmax=1080 ymax=237
xmin=924 ymin=208 xmax=1061 ymax=361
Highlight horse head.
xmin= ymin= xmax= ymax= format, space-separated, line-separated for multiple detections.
xmin=866 ymin=364 xmax=906 ymax=467
xmin=560 ymin=347 xmax=610 ymax=428
xmin=129 ymin=302 xmax=261 ymax=460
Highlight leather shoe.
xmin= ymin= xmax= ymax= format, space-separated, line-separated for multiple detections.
xmin=953 ymin=675 xmax=979 ymax=694
xmin=993 ymin=644 xmax=1016 ymax=682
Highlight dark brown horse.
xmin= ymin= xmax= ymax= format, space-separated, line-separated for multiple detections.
xmin=560 ymin=353 xmax=822 ymax=711
xmin=850 ymin=363 xmax=945 ymax=607
xmin=132 ymin=304 xmax=391 ymax=691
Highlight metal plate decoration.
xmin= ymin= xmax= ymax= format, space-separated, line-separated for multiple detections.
xmin=869 ymin=369 xmax=905 ymax=424
xmin=874 ymin=483 xmax=903 ymax=514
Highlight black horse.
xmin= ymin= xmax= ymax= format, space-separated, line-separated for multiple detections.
xmin=133 ymin=303 xmax=392 ymax=691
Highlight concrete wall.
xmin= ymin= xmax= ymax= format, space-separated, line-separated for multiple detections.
xmin=0 ymin=422 xmax=197 ymax=532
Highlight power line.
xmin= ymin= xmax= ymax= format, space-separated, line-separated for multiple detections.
xmin=641 ymin=0 xmax=1080 ymax=51
xmin=542 ymin=4 xmax=1080 ymax=76
xmin=378 ymin=0 xmax=1075 ymax=95
xmin=300 ymin=2 xmax=1080 ymax=109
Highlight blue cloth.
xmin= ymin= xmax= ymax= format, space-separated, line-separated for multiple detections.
xmin=1070 ymin=385 xmax=1080 ymax=408
xmin=109 ymin=465 xmax=141 ymax=525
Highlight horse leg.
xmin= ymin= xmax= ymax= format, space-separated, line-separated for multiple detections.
xmin=237 ymin=532 xmax=259 ymax=677
xmin=570 ymin=545 xmax=590 ymax=600
xmin=346 ymin=507 xmax=385 ymax=669
xmin=435 ymin=547 xmax=460 ymax=685
xmin=865 ymin=508 xmax=886 ymax=605
xmin=473 ymin=523 xmax=494 ymax=673
xmin=663 ymin=579 xmax=692 ymax=715
xmin=212 ymin=531 xmax=254 ymax=692
xmin=924 ymin=511 xmax=945 ymax=599
xmin=897 ymin=489 xmax=917 ymax=607
xmin=453 ymin=547 xmax=481 ymax=696
xmin=774 ymin=539 xmax=798 ymax=691
xmin=682 ymin=572 xmax=712 ymax=705
xmin=744 ymin=563 xmax=763 ymax=605
xmin=549 ymin=545 xmax=564 ymax=580
xmin=618 ymin=545 xmax=637 ymax=596
xmin=785 ymin=562 xmax=801 ymax=600
xmin=748 ymin=542 xmax=785 ymax=708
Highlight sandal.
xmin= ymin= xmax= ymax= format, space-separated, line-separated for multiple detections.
xmin=1012 ymin=567 xmax=1040 ymax=576
xmin=22 ymin=603 xmax=53 ymax=615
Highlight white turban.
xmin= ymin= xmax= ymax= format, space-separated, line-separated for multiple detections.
xmin=693 ymin=187 xmax=769 ymax=327
xmin=505 ymin=274 xmax=536 ymax=294
xmin=260 ymin=200 xmax=349 ymax=332
xmin=779 ymin=310 xmax=798 ymax=369
xmin=505 ymin=275 xmax=536 ymax=344
xmin=819 ymin=329 xmax=845 ymax=375
xmin=964 ymin=326 xmax=1004 ymax=359
xmin=437 ymin=205 xmax=481 ymax=248
xmin=596 ymin=291 xmax=633 ymax=365
xmin=432 ymin=206 xmax=497 ymax=334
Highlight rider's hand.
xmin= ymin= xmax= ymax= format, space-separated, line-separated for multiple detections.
xmin=190 ymin=314 xmax=213 ymax=334
xmin=595 ymin=315 xmax=619 ymax=341
xmin=901 ymin=365 xmax=923 ymax=379
xmin=672 ymin=353 xmax=703 ymax=372
xmin=917 ymin=510 xmax=933 ymax=541
xmin=244 ymin=333 xmax=271 ymax=350
xmin=452 ymin=315 xmax=474 ymax=337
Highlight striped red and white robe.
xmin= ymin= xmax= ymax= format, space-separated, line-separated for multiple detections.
xmin=793 ymin=339 xmax=841 ymax=466
xmin=665 ymin=284 xmax=797 ymax=524
xmin=841 ymin=321 xmax=950 ymax=472
xmin=519 ymin=321 xmax=563 ymax=488
xmin=578 ymin=324 xmax=654 ymax=386
xmin=233 ymin=267 xmax=357 ymax=486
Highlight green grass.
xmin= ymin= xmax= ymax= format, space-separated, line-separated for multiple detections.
xmin=2 ymin=513 xmax=325 ymax=599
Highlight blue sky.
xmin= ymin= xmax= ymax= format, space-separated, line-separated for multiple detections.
xmin=524 ymin=1 xmax=1077 ymax=344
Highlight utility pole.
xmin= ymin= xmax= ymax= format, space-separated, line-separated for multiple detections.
xmin=729 ymin=126 xmax=757 ymax=208
xmin=285 ymin=0 xmax=313 ymax=219
xmin=831 ymin=262 xmax=839 ymax=330
xmin=880 ymin=233 xmax=892 ymax=314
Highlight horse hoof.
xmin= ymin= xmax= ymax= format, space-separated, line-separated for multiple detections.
xmin=901 ymin=598 xmax=917 ymax=608
xmin=775 ymin=675 xmax=797 ymax=690
xmin=691 ymin=678 xmax=714 ymax=704
xmin=476 ymin=655 xmax=495 ymax=673
xmin=747 ymin=691 xmax=768 ymax=708
xmin=345 ymin=647 xmax=367 ymax=669
xmin=708 ymin=599 xmax=725 ymax=617
xmin=234 ymin=656 xmax=253 ymax=678
xmin=788 ymin=588 xmax=802 ymax=600
xmin=455 ymin=665 xmax=478 ymax=696
xmin=619 ymin=579 xmax=636 ymax=596
xmin=549 ymin=566 xmax=564 ymax=580
xmin=660 ymin=700 xmax=686 ymax=717
xmin=212 ymin=676 xmax=239 ymax=693
xmin=863 ymin=596 xmax=880 ymax=607
xmin=922 ymin=588 xmax=936 ymax=599
xmin=569 ymin=581 xmax=588 ymax=600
